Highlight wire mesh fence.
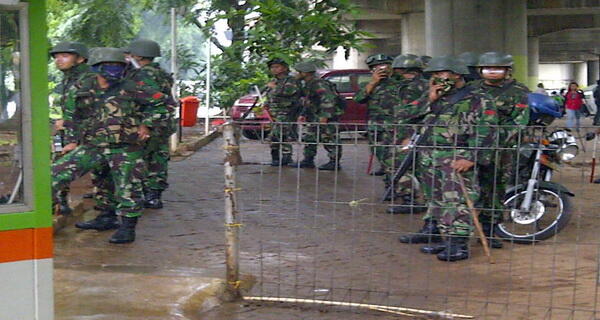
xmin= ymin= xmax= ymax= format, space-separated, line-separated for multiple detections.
xmin=226 ymin=120 xmax=600 ymax=319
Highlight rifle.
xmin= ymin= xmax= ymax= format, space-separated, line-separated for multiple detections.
xmin=240 ymin=85 xmax=267 ymax=120
xmin=382 ymin=87 xmax=473 ymax=202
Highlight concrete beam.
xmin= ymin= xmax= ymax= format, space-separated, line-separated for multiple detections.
xmin=345 ymin=8 xmax=405 ymax=21
xmin=528 ymin=7 xmax=600 ymax=16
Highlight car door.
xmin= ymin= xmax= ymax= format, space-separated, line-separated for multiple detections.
xmin=322 ymin=71 xmax=370 ymax=128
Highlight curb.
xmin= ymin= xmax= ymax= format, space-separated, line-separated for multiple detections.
xmin=172 ymin=129 xmax=222 ymax=158
xmin=52 ymin=200 xmax=86 ymax=234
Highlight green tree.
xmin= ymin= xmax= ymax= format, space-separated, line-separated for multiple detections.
xmin=146 ymin=0 xmax=367 ymax=108
xmin=47 ymin=0 xmax=142 ymax=48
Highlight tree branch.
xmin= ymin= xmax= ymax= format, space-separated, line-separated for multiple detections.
xmin=190 ymin=19 xmax=227 ymax=52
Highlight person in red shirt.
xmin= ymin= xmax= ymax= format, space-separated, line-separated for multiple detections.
xmin=563 ymin=82 xmax=585 ymax=131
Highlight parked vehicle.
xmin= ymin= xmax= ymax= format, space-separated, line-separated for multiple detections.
xmin=230 ymin=69 xmax=372 ymax=140
xmin=496 ymin=93 xmax=576 ymax=243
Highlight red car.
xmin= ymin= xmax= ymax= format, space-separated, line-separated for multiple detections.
xmin=230 ymin=69 xmax=372 ymax=140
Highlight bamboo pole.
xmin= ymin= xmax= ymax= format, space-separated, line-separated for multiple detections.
xmin=243 ymin=296 xmax=474 ymax=319
xmin=456 ymin=172 xmax=494 ymax=264
xmin=223 ymin=122 xmax=242 ymax=301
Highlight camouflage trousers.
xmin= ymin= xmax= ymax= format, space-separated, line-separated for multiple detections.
xmin=478 ymin=149 xmax=518 ymax=225
xmin=301 ymin=122 xmax=342 ymax=161
xmin=419 ymin=150 xmax=479 ymax=237
xmin=269 ymin=114 xmax=294 ymax=156
xmin=142 ymin=135 xmax=170 ymax=192
xmin=367 ymin=127 xmax=391 ymax=168
xmin=52 ymin=144 xmax=145 ymax=217
xmin=383 ymin=146 xmax=421 ymax=199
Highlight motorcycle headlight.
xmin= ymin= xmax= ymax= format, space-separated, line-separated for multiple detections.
xmin=558 ymin=144 xmax=578 ymax=161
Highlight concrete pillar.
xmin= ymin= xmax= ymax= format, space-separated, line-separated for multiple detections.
xmin=425 ymin=0 xmax=454 ymax=56
xmin=587 ymin=60 xmax=599 ymax=86
xmin=401 ymin=12 xmax=425 ymax=55
xmin=573 ymin=62 xmax=588 ymax=87
xmin=528 ymin=37 xmax=540 ymax=89
xmin=424 ymin=0 xmax=528 ymax=82
xmin=503 ymin=0 xmax=528 ymax=84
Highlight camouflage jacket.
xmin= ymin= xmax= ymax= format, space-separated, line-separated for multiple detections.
xmin=407 ymin=87 xmax=499 ymax=166
xmin=266 ymin=75 xmax=302 ymax=118
xmin=354 ymin=77 xmax=403 ymax=128
xmin=302 ymin=78 xmax=343 ymax=120
xmin=126 ymin=62 xmax=176 ymax=135
xmin=390 ymin=75 xmax=429 ymax=138
xmin=63 ymin=77 xmax=176 ymax=147
xmin=49 ymin=64 xmax=95 ymax=121
xmin=469 ymin=79 xmax=530 ymax=145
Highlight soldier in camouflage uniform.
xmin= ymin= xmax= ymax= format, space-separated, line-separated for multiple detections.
xmin=292 ymin=61 xmax=344 ymax=170
xmin=354 ymin=54 xmax=399 ymax=177
xmin=457 ymin=52 xmax=481 ymax=83
xmin=125 ymin=39 xmax=175 ymax=209
xmin=265 ymin=58 xmax=303 ymax=166
xmin=49 ymin=41 xmax=95 ymax=215
xmin=397 ymin=56 xmax=499 ymax=262
xmin=52 ymin=48 xmax=176 ymax=244
xmin=385 ymin=54 xmax=429 ymax=214
xmin=470 ymin=52 xmax=530 ymax=249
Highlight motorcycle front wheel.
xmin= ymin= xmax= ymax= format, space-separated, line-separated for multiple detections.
xmin=496 ymin=188 xmax=573 ymax=244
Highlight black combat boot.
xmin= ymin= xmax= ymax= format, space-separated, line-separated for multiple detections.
xmin=318 ymin=160 xmax=341 ymax=171
xmin=109 ymin=216 xmax=138 ymax=244
xmin=270 ymin=150 xmax=280 ymax=166
xmin=398 ymin=219 xmax=442 ymax=244
xmin=144 ymin=190 xmax=163 ymax=209
xmin=420 ymin=240 xmax=448 ymax=254
xmin=59 ymin=203 xmax=72 ymax=215
xmin=75 ymin=210 xmax=120 ymax=231
xmin=387 ymin=195 xmax=427 ymax=214
xmin=370 ymin=167 xmax=386 ymax=176
xmin=437 ymin=236 xmax=470 ymax=262
xmin=382 ymin=179 xmax=397 ymax=202
xmin=479 ymin=223 xmax=503 ymax=249
xmin=290 ymin=156 xmax=315 ymax=168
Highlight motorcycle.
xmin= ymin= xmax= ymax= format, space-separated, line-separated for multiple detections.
xmin=495 ymin=93 xmax=577 ymax=243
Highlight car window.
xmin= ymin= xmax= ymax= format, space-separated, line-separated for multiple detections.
xmin=324 ymin=74 xmax=353 ymax=93
xmin=356 ymin=73 xmax=372 ymax=89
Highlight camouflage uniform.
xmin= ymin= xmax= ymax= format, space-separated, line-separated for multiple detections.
xmin=49 ymin=43 xmax=96 ymax=213
xmin=354 ymin=77 xmax=403 ymax=170
xmin=52 ymin=72 xmax=175 ymax=218
xmin=266 ymin=75 xmax=302 ymax=158
xmin=301 ymin=78 xmax=344 ymax=162
xmin=470 ymin=79 xmax=530 ymax=225
xmin=470 ymin=52 xmax=530 ymax=230
xmin=384 ymin=75 xmax=429 ymax=201
xmin=408 ymin=88 xmax=499 ymax=237
xmin=126 ymin=62 xmax=175 ymax=193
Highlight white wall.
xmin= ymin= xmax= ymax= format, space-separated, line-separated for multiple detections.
xmin=539 ymin=63 xmax=574 ymax=90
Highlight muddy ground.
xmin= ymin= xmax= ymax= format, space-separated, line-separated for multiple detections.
xmin=54 ymin=121 xmax=600 ymax=319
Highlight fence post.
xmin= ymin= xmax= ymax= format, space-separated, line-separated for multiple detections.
xmin=223 ymin=122 xmax=242 ymax=301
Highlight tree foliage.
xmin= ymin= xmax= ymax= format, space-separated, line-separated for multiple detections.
xmin=146 ymin=0 xmax=368 ymax=108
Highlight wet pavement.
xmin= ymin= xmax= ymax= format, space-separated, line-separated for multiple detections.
xmin=54 ymin=122 xmax=600 ymax=319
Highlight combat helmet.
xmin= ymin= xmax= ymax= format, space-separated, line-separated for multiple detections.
xmin=294 ymin=61 xmax=317 ymax=73
xmin=365 ymin=54 xmax=393 ymax=67
xmin=127 ymin=39 xmax=161 ymax=58
xmin=392 ymin=54 xmax=424 ymax=69
xmin=267 ymin=57 xmax=289 ymax=67
xmin=477 ymin=52 xmax=514 ymax=67
xmin=50 ymin=41 xmax=89 ymax=60
xmin=87 ymin=47 xmax=126 ymax=66
xmin=457 ymin=52 xmax=480 ymax=67
xmin=423 ymin=55 xmax=469 ymax=75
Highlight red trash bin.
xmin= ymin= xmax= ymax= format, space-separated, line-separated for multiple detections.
xmin=180 ymin=96 xmax=200 ymax=127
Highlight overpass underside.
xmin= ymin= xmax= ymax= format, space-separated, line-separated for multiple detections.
xmin=335 ymin=0 xmax=600 ymax=88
